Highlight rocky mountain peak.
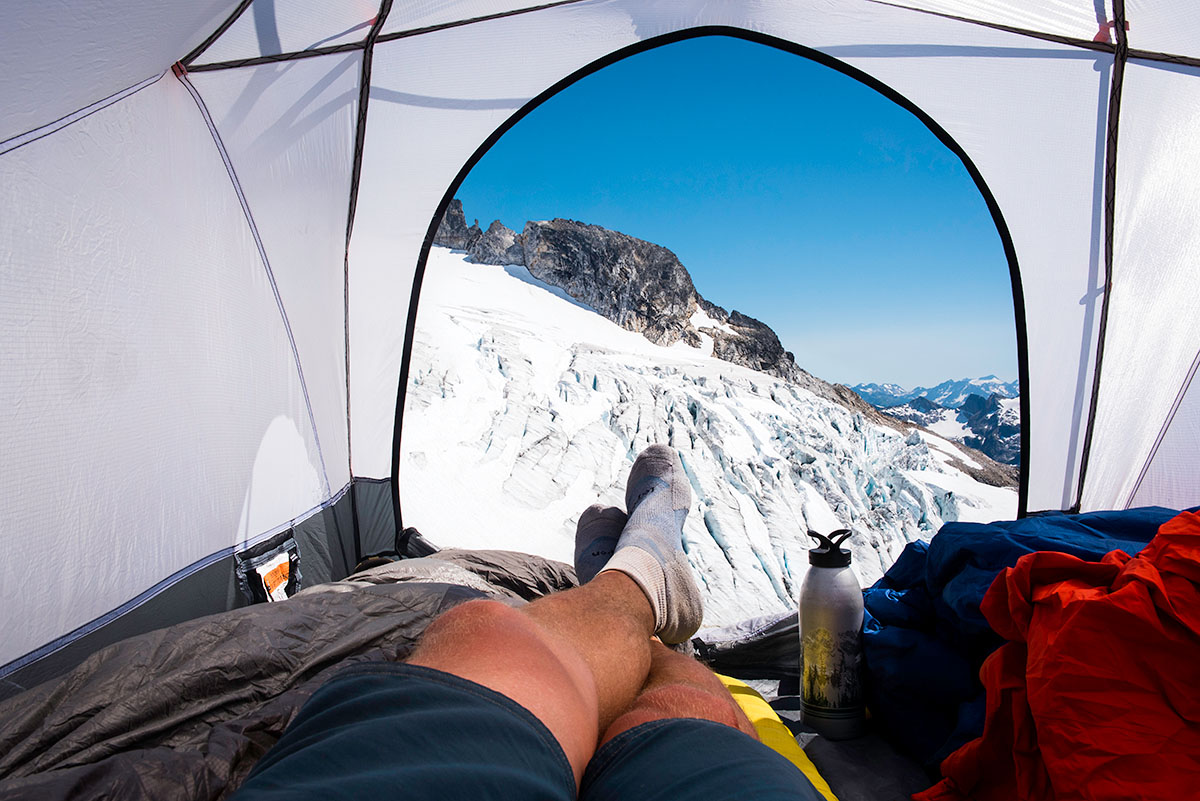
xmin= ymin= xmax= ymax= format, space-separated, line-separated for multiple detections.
xmin=906 ymin=396 xmax=942 ymax=413
xmin=431 ymin=201 xmax=909 ymax=419
xmin=469 ymin=220 xmax=524 ymax=266
xmin=433 ymin=199 xmax=482 ymax=250
xmin=521 ymin=218 xmax=700 ymax=347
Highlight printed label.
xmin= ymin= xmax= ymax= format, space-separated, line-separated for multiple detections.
xmin=258 ymin=552 xmax=291 ymax=602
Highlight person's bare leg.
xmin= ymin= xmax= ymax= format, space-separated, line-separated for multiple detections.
xmin=407 ymin=571 xmax=654 ymax=785
xmin=411 ymin=444 xmax=705 ymax=785
xmin=601 ymin=639 xmax=759 ymax=745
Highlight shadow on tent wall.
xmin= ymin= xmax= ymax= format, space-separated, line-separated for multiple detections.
xmin=0 ymin=478 xmax=397 ymax=704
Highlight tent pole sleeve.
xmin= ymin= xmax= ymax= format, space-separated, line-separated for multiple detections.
xmin=1074 ymin=0 xmax=1128 ymax=512
xmin=345 ymin=0 xmax=395 ymax=548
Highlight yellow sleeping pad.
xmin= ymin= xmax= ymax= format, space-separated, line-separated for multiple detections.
xmin=717 ymin=674 xmax=838 ymax=801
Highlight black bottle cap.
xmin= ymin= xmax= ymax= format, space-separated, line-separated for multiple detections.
xmin=808 ymin=529 xmax=853 ymax=568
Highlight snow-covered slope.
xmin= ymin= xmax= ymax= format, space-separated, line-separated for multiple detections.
xmin=401 ymin=248 xmax=1017 ymax=627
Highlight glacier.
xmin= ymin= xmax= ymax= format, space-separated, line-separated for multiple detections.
xmin=399 ymin=247 xmax=1017 ymax=627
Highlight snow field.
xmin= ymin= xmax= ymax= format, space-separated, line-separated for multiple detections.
xmin=400 ymin=249 xmax=1017 ymax=626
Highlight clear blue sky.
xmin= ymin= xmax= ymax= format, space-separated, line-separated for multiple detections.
xmin=456 ymin=35 xmax=1017 ymax=389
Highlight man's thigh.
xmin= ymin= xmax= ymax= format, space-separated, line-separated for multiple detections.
xmin=232 ymin=662 xmax=576 ymax=801
xmin=581 ymin=717 xmax=826 ymax=801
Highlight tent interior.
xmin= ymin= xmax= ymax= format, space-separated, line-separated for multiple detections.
xmin=2 ymin=0 xmax=1199 ymax=796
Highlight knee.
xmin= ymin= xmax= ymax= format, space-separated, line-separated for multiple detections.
xmin=602 ymin=683 xmax=753 ymax=744
xmin=419 ymin=599 xmax=524 ymax=648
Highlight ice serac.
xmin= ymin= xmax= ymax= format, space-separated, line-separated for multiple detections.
xmin=401 ymin=248 xmax=1021 ymax=628
xmin=433 ymin=198 xmax=482 ymax=251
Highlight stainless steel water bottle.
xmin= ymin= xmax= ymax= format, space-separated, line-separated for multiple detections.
xmin=799 ymin=528 xmax=865 ymax=740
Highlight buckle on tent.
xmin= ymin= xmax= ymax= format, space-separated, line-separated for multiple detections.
xmin=1093 ymin=19 xmax=1131 ymax=43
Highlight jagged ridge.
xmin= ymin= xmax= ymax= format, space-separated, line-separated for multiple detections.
xmin=434 ymin=200 xmax=1015 ymax=484
xmin=435 ymin=200 xmax=802 ymax=383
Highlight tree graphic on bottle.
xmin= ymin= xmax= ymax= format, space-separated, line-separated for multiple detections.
xmin=802 ymin=626 xmax=862 ymax=709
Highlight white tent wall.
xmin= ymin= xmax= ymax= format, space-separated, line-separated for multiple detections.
xmin=0 ymin=73 xmax=327 ymax=668
xmin=870 ymin=1 xmax=1108 ymax=41
xmin=348 ymin=1 xmax=1112 ymax=512
xmin=0 ymin=0 xmax=241 ymax=145
xmin=1082 ymin=59 xmax=1200 ymax=511
xmin=187 ymin=51 xmax=361 ymax=493
xmin=1124 ymin=0 xmax=1200 ymax=57
xmin=198 ymin=0 xmax=376 ymax=65
xmin=381 ymin=1 xmax=559 ymax=37
xmin=1127 ymin=367 xmax=1200 ymax=510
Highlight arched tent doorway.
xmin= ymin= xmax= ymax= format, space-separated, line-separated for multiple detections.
xmin=391 ymin=30 xmax=1027 ymax=610
xmin=390 ymin=27 xmax=1029 ymax=532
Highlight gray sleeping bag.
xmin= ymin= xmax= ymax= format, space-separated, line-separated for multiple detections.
xmin=0 ymin=550 xmax=575 ymax=800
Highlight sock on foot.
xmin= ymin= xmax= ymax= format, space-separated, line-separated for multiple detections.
xmin=574 ymin=505 xmax=627 ymax=585
xmin=602 ymin=444 xmax=703 ymax=644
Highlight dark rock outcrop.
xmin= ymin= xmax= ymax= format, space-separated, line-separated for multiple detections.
xmin=960 ymin=393 xmax=1021 ymax=465
xmin=433 ymin=199 xmax=482 ymax=251
xmin=468 ymin=220 xmax=525 ymax=265
xmin=698 ymin=303 xmax=802 ymax=384
xmin=907 ymin=396 xmax=941 ymax=414
xmin=521 ymin=218 xmax=700 ymax=346
xmin=519 ymin=218 xmax=807 ymax=383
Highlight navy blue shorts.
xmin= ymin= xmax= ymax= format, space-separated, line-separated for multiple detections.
xmin=233 ymin=662 xmax=823 ymax=801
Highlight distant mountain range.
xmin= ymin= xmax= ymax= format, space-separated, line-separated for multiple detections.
xmin=852 ymin=378 xmax=1021 ymax=465
xmin=852 ymin=376 xmax=1019 ymax=409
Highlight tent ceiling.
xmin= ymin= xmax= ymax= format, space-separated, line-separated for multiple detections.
xmin=195 ymin=0 xmax=378 ymax=66
xmin=0 ymin=0 xmax=241 ymax=145
xmin=873 ymin=0 xmax=1113 ymax=42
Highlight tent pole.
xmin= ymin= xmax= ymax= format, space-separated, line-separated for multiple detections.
xmin=342 ymin=0 xmax=396 ymax=562
xmin=1074 ymin=0 xmax=1128 ymax=512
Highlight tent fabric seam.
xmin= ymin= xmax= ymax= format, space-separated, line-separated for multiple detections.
xmin=182 ymin=5 xmax=1200 ymax=76
xmin=185 ymin=0 xmax=589 ymax=73
xmin=866 ymin=0 xmax=1200 ymax=70
xmin=1075 ymin=0 xmax=1129 ymax=512
xmin=0 ymin=480 xmax=353 ymax=681
xmin=176 ymin=69 xmax=332 ymax=498
xmin=1125 ymin=347 xmax=1200 ymax=508
xmin=867 ymin=0 xmax=1117 ymax=54
xmin=374 ymin=0 xmax=589 ymax=45
xmin=0 ymin=71 xmax=164 ymax=157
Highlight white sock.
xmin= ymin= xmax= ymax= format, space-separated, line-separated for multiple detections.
xmin=602 ymin=445 xmax=703 ymax=644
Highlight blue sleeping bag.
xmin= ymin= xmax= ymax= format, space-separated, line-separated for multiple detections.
xmin=861 ymin=506 xmax=1184 ymax=771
